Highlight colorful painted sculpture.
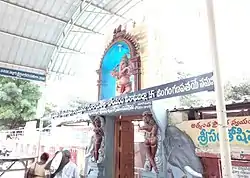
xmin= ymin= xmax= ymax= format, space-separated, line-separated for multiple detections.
xmin=138 ymin=111 xmax=159 ymax=173
xmin=93 ymin=116 xmax=104 ymax=162
xmin=111 ymin=55 xmax=133 ymax=95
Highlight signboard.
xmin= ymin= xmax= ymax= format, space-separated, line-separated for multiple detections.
xmin=52 ymin=72 xmax=214 ymax=117
xmin=176 ymin=116 xmax=250 ymax=151
xmin=0 ymin=67 xmax=46 ymax=82
xmin=219 ymin=160 xmax=250 ymax=178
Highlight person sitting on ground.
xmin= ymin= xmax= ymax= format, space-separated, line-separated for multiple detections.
xmin=26 ymin=152 xmax=50 ymax=178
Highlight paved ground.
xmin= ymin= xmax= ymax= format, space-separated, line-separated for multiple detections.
xmin=1 ymin=171 xmax=24 ymax=178
xmin=0 ymin=162 xmax=25 ymax=178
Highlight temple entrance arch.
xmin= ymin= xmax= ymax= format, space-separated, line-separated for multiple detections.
xmin=96 ymin=25 xmax=142 ymax=178
xmin=57 ymin=71 xmax=214 ymax=177
xmin=85 ymin=24 xmax=215 ymax=178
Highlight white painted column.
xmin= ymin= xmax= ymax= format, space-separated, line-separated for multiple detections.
xmin=205 ymin=0 xmax=233 ymax=177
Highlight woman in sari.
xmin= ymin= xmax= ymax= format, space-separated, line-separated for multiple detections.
xmin=26 ymin=152 xmax=50 ymax=178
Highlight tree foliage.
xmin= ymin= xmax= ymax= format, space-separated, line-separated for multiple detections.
xmin=175 ymin=57 xmax=250 ymax=105
xmin=67 ymin=97 xmax=90 ymax=109
xmin=41 ymin=102 xmax=58 ymax=128
xmin=0 ymin=76 xmax=41 ymax=129
xmin=177 ymin=72 xmax=250 ymax=105
xmin=43 ymin=102 xmax=57 ymax=117
xmin=224 ymin=81 xmax=250 ymax=101
xmin=178 ymin=74 xmax=250 ymax=106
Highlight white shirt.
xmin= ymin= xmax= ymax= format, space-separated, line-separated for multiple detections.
xmin=54 ymin=161 xmax=80 ymax=178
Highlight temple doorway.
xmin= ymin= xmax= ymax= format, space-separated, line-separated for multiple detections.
xmin=96 ymin=25 xmax=144 ymax=178
xmin=114 ymin=115 xmax=146 ymax=178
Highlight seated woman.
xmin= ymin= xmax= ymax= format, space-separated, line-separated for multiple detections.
xmin=26 ymin=152 xmax=50 ymax=178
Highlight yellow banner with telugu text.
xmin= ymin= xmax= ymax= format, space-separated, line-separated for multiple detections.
xmin=175 ymin=116 xmax=250 ymax=149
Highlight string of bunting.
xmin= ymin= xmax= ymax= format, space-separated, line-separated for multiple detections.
xmin=50 ymin=101 xmax=97 ymax=119
xmin=47 ymin=110 xmax=93 ymax=128
xmin=50 ymin=108 xmax=89 ymax=119
xmin=57 ymin=115 xmax=91 ymax=125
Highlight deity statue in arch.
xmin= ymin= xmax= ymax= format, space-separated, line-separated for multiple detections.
xmin=138 ymin=111 xmax=159 ymax=173
xmin=111 ymin=54 xmax=134 ymax=95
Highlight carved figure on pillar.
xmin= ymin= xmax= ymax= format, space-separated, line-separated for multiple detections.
xmin=93 ymin=116 xmax=105 ymax=162
xmin=111 ymin=55 xmax=134 ymax=95
xmin=138 ymin=111 xmax=159 ymax=173
xmin=84 ymin=116 xmax=105 ymax=177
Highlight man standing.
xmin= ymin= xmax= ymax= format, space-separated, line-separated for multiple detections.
xmin=52 ymin=150 xmax=80 ymax=178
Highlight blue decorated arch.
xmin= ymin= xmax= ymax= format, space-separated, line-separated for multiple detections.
xmin=97 ymin=25 xmax=141 ymax=100
xmin=100 ymin=42 xmax=131 ymax=100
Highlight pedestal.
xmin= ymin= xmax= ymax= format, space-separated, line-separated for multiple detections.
xmin=141 ymin=171 xmax=165 ymax=178
xmin=85 ymin=161 xmax=104 ymax=178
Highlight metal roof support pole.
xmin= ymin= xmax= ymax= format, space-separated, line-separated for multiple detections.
xmin=85 ymin=0 xmax=130 ymax=20
xmin=47 ymin=0 xmax=94 ymax=73
xmin=94 ymin=0 xmax=139 ymax=32
xmin=206 ymin=0 xmax=233 ymax=177
xmin=84 ymin=10 xmax=111 ymax=15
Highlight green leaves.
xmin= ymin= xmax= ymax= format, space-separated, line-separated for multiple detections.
xmin=0 ymin=76 xmax=41 ymax=129
xmin=224 ymin=81 xmax=250 ymax=101
xmin=68 ymin=97 xmax=89 ymax=109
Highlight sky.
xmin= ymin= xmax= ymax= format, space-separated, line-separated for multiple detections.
xmin=45 ymin=0 xmax=250 ymax=106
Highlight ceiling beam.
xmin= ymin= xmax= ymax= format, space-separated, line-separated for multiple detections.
xmin=48 ymin=0 xmax=95 ymax=73
xmin=0 ymin=0 xmax=102 ymax=35
xmin=0 ymin=29 xmax=83 ymax=54
xmin=84 ymin=10 xmax=111 ymax=15
xmin=85 ymin=0 xmax=133 ymax=21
